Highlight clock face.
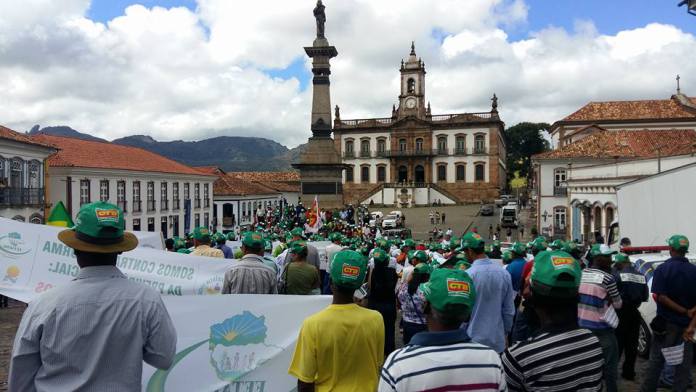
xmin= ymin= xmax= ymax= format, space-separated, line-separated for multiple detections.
xmin=405 ymin=97 xmax=416 ymax=109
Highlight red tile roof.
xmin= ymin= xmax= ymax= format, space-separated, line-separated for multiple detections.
xmin=33 ymin=134 xmax=214 ymax=176
xmin=231 ymin=171 xmax=300 ymax=182
xmin=0 ymin=125 xmax=56 ymax=149
xmin=562 ymin=97 xmax=696 ymax=122
xmin=214 ymin=174 xmax=279 ymax=196
xmin=534 ymin=129 xmax=696 ymax=160
xmin=194 ymin=166 xmax=225 ymax=176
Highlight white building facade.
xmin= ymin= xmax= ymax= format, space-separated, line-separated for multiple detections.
xmin=0 ymin=126 xmax=56 ymax=223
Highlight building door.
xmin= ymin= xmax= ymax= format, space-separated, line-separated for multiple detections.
xmin=414 ymin=165 xmax=425 ymax=183
xmin=173 ymin=215 xmax=179 ymax=237
xmin=160 ymin=217 xmax=168 ymax=238
xmin=398 ymin=166 xmax=408 ymax=182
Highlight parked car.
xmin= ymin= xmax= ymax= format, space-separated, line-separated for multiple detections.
xmin=632 ymin=252 xmax=696 ymax=358
xmin=383 ymin=228 xmax=413 ymax=240
xmin=368 ymin=211 xmax=383 ymax=228
xmin=500 ymin=205 xmax=518 ymax=228
xmin=382 ymin=214 xmax=399 ymax=229
xmin=494 ymin=194 xmax=514 ymax=207
xmin=480 ymin=204 xmax=495 ymax=216
xmin=389 ymin=210 xmax=404 ymax=226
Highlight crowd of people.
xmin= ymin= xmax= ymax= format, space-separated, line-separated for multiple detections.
xmin=5 ymin=200 xmax=696 ymax=391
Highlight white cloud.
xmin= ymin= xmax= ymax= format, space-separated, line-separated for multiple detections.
xmin=0 ymin=0 xmax=695 ymax=148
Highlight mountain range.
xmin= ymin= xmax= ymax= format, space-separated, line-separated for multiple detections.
xmin=27 ymin=125 xmax=305 ymax=172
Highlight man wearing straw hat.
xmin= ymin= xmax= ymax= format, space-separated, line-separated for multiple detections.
xmin=9 ymin=201 xmax=177 ymax=391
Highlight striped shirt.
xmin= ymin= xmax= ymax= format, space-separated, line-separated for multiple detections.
xmin=578 ymin=268 xmax=622 ymax=330
xmin=379 ymin=329 xmax=506 ymax=392
xmin=222 ymin=254 xmax=278 ymax=294
xmin=502 ymin=327 xmax=604 ymax=392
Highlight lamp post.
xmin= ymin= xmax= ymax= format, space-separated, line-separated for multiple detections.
xmin=679 ymin=0 xmax=696 ymax=16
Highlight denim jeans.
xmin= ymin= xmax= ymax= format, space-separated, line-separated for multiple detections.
xmin=641 ymin=320 xmax=694 ymax=392
xmin=593 ymin=328 xmax=619 ymax=392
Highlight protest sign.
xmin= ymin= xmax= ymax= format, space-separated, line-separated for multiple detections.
xmin=0 ymin=218 xmax=333 ymax=391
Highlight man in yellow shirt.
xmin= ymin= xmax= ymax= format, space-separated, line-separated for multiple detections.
xmin=190 ymin=226 xmax=224 ymax=258
xmin=288 ymin=250 xmax=385 ymax=391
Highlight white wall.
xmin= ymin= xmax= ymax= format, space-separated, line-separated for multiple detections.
xmin=47 ymin=167 xmax=215 ymax=238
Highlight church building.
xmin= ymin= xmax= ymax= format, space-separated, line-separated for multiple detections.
xmin=334 ymin=43 xmax=506 ymax=206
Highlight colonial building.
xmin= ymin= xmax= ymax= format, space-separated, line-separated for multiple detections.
xmin=333 ymin=44 xmax=506 ymax=206
xmin=533 ymin=129 xmax=696 ymax=242
xmin=550 ymin=92 xmax=696 ymax=147
xmin=33 ymin=134 xmax=216 ymax=238
xmin=0 ymin=125 xmax=56 ymax=223
xmin=195 ymin=167 xmax=299 ymax=233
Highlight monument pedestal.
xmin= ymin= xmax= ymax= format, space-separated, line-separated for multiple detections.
xmin=293 ymin=137 xmax=345 ymax=209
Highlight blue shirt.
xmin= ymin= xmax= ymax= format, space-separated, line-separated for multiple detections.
xmin=505 ymin=258 xmax=526 ymax=292
xmin=217 ymin=244 xmax=233 ymax=259
xmin=651 ymin=256 xmax=696 ymax=327
xmin=465 ymin=258 xmax=516 ymax=353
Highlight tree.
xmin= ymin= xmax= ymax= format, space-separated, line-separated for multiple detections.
xmin=503 ymin=122 xmax=550 ymax=186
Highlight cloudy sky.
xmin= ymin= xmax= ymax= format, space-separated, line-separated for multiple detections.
xmin=1 ymin=0 xmax=695 ymax=147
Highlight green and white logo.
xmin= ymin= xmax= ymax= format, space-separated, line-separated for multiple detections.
xmin=0 ymin=232 xmax=31 ymax=258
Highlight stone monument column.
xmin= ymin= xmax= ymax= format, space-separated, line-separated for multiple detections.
xmin=292 ymin=0 xmax=346 ymax=209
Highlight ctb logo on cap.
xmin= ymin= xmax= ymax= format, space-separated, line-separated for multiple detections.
xmin=341 ymin=264 xmax=360 ymax=279
xmin=447 ymin=278 xmax=470 ymax=297
xmin=95 ymin=208 xmax=119 ymax=222
xmin=551 ymin=256 xmax=575 ymax=269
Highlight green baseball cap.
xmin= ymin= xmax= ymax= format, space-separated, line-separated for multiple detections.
xmin=549 ymin=239 xmax=565 ymax=250
xmin=226 ymin=232 xmax=236 ymax=241
xmin=454 ymin=259 xmax=471 ymax=271
xmin=561 ymin=241 xmax=578 ymax=254
xmin=193 ymin=226 xmax=212 ymax=242
xmin=589 ymin=244 xmax=616 ymax=258
xmin=242 ymin=231 xmax=265 ymax=250
xmin=58 ymin=201 xmax=138 ymax=253
xmin=510 ymin=242 xmax=527 ymax=256
xmin=419 ymin=269 xmax=476 ymax=313
xmin=492 ymin=240 xmax=501 ymax=249
xmin=402 ymin=239 xmax=416 ymax=248
xmin=502 ymin=251 xmax=513 ymax=263
xmin=289 ymin=240 xmax=307 ymax=254
xmin=213 ymin=232 xmax=227 ymax=244
xmin=376 ymin=238 xmax=390 ymax=251
xmin=667 ymin=234 xmax=689 ymax=252
xmin=290 ymin=227 xmax=305 ymax=238
xmin=529 ymin=236 xmax=549 ymax=252
xmin=460 ymin=232 xmax=485 ymax=250
xmin=330 ymin=250 xmax=368 ymax=289
xmin=412 ymin=250 xmax=429 ymax=263
xmin=530 ymin=250 xmax=581 ymax=297
xmin=372 ymin=249 xmax=390 ymax=264
xmin=177 ymin=248 xmax=192 ymax=254
xmin=612 ymin=252 xmax=630 ymax=264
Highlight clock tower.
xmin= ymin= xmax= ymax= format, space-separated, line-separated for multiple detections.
xmin=397 ymin=42 xmax=427 ymax=119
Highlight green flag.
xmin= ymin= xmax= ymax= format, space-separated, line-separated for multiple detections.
xmin=46 ymin=201 xmax=74 ymax=227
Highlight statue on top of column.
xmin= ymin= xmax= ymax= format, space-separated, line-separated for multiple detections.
xmin=313 ymin=0 xmax=326 ymax=39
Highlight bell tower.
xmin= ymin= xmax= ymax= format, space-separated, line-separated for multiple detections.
xmin=397 ymin=42 xmax=427 ymax=119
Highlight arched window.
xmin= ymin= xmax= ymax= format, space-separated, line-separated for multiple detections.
xmin=399 ymin=139 xmax=407 ymax=152
xmin=415 ymin=165 xmax=425 ymax=183
xmin=10 ymin=158 xmax=23 ymax=188
xmin=29 ymin=160 xmax=41 ymax=188
xmin=437 ymin=165 xmax=447 ymax=182
xmin=377 ymin=166 xmax=386 ymax=182
xmin=437 ymin=136 xmax=447 ymax=153
xmin=475 ymin=163 xmax=485 ymax=181
xmin=593 ymin=206 xmax=602 ymax=232
xmin=398 ymin=166 xmax=408 ymax=182
xmin=345 ymin=140 xmax=354 ymax=157
xmin=345 ymin=167 xmax=354 ymax=182
xmin=361 ymin=166 xmax=370 ymax=182
xmin=360 ymin=139 xmax=370 ymax=157
xmin=407 ymin=78 xmax=415 ymax=94
xmin=474 ymin=134 xmax=486 ymax=153
xmin=455 ymin=136 xmax=466 ymax=153
xmin=456 ymin=164 xmax=466 ymax=181
xmin=29 ymin=213 xmax=43 ymax=224
xmin=377 ymin=139 xmax=386 ymax=153
xmin=415 ymin=138 xmax=423 ymax=152
xmin=554 ymin=207 xmax=567 ymax=231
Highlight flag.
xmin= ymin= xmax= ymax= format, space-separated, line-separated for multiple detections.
xmin=305 ymin=196 xmax=322 ymax=233
xmin=46 ymin=201 xmax=74 ymax=227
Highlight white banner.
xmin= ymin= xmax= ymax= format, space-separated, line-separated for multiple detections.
xmin=0 ymin=218 xmax=333 ymax=391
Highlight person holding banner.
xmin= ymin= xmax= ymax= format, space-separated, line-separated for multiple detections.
xmin=191 ymin=226 xmax=224 ymax=258
xmin=222 ymin=232 xmax=278 ymax=294
xmin=289 ymin=250 xmax=384 ymax=392
xmin=9 ymin=201 xmax=176 ymax=392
